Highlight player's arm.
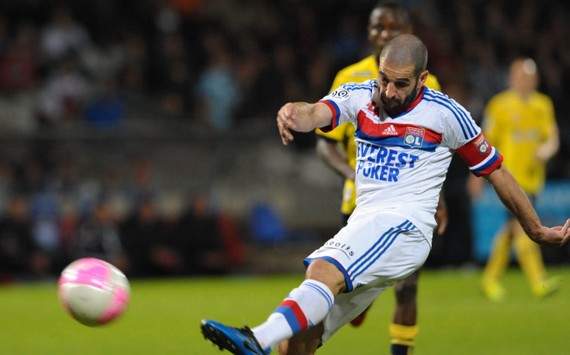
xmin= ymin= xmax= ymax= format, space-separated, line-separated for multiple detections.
xmin=435 ymin=193 xmax=448 ymax=235
xmin=536 ymin=123 xmax=559 ymax=162
xmin=485 ymin=166 xmax=570 ymax=246
xmin=536 ymin=99 xmax=559 ymax=162
xmin=467 ymin=100 xmax=500 ymax=200
xmin=277 ymin=102 xmax=333 ymax=145
xmin=316 ymin=138 xmax=355 ymax=180
xmin=445 ymin=98 xmax=569 ymax=246
xmin=314 ymin=69 xmax=356 ymax=178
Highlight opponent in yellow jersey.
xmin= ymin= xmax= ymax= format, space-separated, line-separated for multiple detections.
xmin=312 ymin=3 xmax=443 ymax=355
xmin=317 ymin=54 xmax=441 ymax=216
xmin=484 ymin=88 xmax=556 ymax=194
xmin=476 ymin=58 xmax=560 ymax=301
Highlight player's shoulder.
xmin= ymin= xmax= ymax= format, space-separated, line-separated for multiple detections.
xmin=530 ymin=91 xmax=553 ymax=107
xmin=422 ymin=87 xmax=478 ymax=136
xmin=422 ymin=87 xmax=468 ymax=115
xmin=332 ymin=79 xmax=377 ymax=99
xmin=334 ymin=56 xmax=377 ymax=83
xmin=489 ymin=90 xmax=514 ymax=104
xmin=338 ymin=79 xmax=377 ymax=90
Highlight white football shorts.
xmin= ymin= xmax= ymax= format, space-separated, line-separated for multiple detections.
xmin=303 ymin=210 xmax=431 ymax=342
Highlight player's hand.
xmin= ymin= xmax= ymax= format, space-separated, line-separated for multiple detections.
xmin=435 ymin=202 xmax=448 ymax=235
xmin=277 ymin=103 xmax=297 ymax=145
xmin=535 ymin=219 xmax=570 ymax=246
xmin=467 ymin=175 xmax=485 ymax=199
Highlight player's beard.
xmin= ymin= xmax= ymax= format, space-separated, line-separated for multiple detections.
xmin=381 ymin=84 xmax=419 ymax=117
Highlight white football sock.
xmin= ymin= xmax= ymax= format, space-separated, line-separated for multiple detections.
xmin=252 ymin=279 xmax=334 ymax=349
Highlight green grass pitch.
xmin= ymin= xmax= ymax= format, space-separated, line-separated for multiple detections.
xmin=0 ymin=268 xmax=568 ymax=355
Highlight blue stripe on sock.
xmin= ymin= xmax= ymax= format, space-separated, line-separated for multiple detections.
xmin=304 ymin=281 xmax=333 ymax=309
xmin=275 ymin=305 xmax=301 ymax=333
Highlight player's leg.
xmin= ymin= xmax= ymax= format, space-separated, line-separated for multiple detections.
xmin=202 ymin=212 xmax=429 ymax=354
xmin=202 ymin=259 xmax=343 ymax=354
xmin=481 ymin=223 xmax=513 ymax=301
xmin=318 ymin=215 xmax=429 ymax=353
xmin=512 ymin=221 xmax=559 ymax=298
xmin=341 ymin=212 xmax=375 ymax=328
xmin=277 ymin=323 xmax=324 ymax=355
xmin=390 ymin=271 xmax=419 ymax=355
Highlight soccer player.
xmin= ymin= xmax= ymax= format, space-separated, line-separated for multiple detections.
xmin=315 ymin=3 xmax=443 ymax=354
xmin=471 ymin=58 xmax=561 ymax=301
xmin=201 ymin=35 xmax=570 ymax=355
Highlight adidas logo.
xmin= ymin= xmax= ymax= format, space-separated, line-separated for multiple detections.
xmin=382 ymin=124 xmax=398 ymax=136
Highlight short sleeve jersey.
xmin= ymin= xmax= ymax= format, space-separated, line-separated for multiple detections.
xmin=319 ymin=81 xmax=503 ymax=239
xmin=314 ymin=55 xmax=441 ymax=215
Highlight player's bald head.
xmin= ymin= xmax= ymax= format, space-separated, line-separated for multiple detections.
xmin=372 ymin=0 xmax=412 ymax=27
xmin=379 ymin=34 xmax=428 ymax=75
xmin=509 ymin=57 xmax=538 ymax=94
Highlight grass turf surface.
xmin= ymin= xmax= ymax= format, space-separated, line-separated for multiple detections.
xmin=0 ymin=268 xmax=568 ymax=355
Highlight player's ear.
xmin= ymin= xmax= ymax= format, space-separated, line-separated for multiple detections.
xmin=418 ymin=70 xmax=429 ymax=87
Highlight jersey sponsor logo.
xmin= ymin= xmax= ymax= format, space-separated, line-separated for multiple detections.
xmin=356 ymin=142 xmax=420 ymax=182
xmin=382 ymin=124 xmax=398 ymax=136
xmin=404 ymin=127 xmax=425 ymax=148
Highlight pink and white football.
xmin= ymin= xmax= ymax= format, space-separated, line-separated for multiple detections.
xmin=58 ymin=258 xmax=130 ymax=326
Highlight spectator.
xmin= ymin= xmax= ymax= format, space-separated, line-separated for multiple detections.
xmin=36 ymin=54 xmax=92 ymax=127
xmin=40 ymin=6 xmax=89 ymax=63
xmin=195 ymin=32 xmax=239 ymax=131
xmin=0 ymin=196 xmax=50 ymax=281
xmin=73 ymin=197 xmax=127 ymax=272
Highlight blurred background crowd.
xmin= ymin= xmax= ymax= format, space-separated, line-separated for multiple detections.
xmin=0 ymin=0 xmax=568 ymax=281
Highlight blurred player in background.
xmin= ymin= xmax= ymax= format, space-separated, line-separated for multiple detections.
xmin=470 ymin=58 xmax=560 ymax=301
xmin=201 ymin=35 xmax=570 ymax=355
xmin=315 ymin=2 xmax=443 ymax=354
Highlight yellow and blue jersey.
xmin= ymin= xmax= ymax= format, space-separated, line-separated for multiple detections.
xmin=483 ymin=90 xmax=557 ymax=194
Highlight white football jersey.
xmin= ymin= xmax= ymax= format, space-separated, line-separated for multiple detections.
xmin=319 ymin=80 xmax=503 ymax=241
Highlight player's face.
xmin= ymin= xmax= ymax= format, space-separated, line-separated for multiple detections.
xmin=509 ymin=59 xmax=538 ymax=94
xmin=368 ymin=8 xmax=412 ymax=54
xmin=378 ymin=62 xmax=427 ymax=116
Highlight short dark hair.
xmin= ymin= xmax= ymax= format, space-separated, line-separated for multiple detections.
xmin=374 ymin=0 xmax=412 ymax=27
xmin=379 ymin=34 xmax=428 ymax=75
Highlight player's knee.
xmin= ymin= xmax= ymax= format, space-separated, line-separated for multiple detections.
xmin=280 ymin=326 xmax=322 ymax=355
xmin=305 ymin=259 xmax=345 ymax=295
xmin=277 ymin=340 xmax=289 ymax=355
xmin=395 ymin=279 xmax=418 ymax=304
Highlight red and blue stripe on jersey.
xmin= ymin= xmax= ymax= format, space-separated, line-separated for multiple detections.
xmin=356 ymin=117 xmax=443 ymax=152
xmin=319 ymin=99 xmax=341 ymax=132
xmin=319 ymin=81 xmax=375 ymax=132
xmin=456 ymin=133 xmax=503 ymax=176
